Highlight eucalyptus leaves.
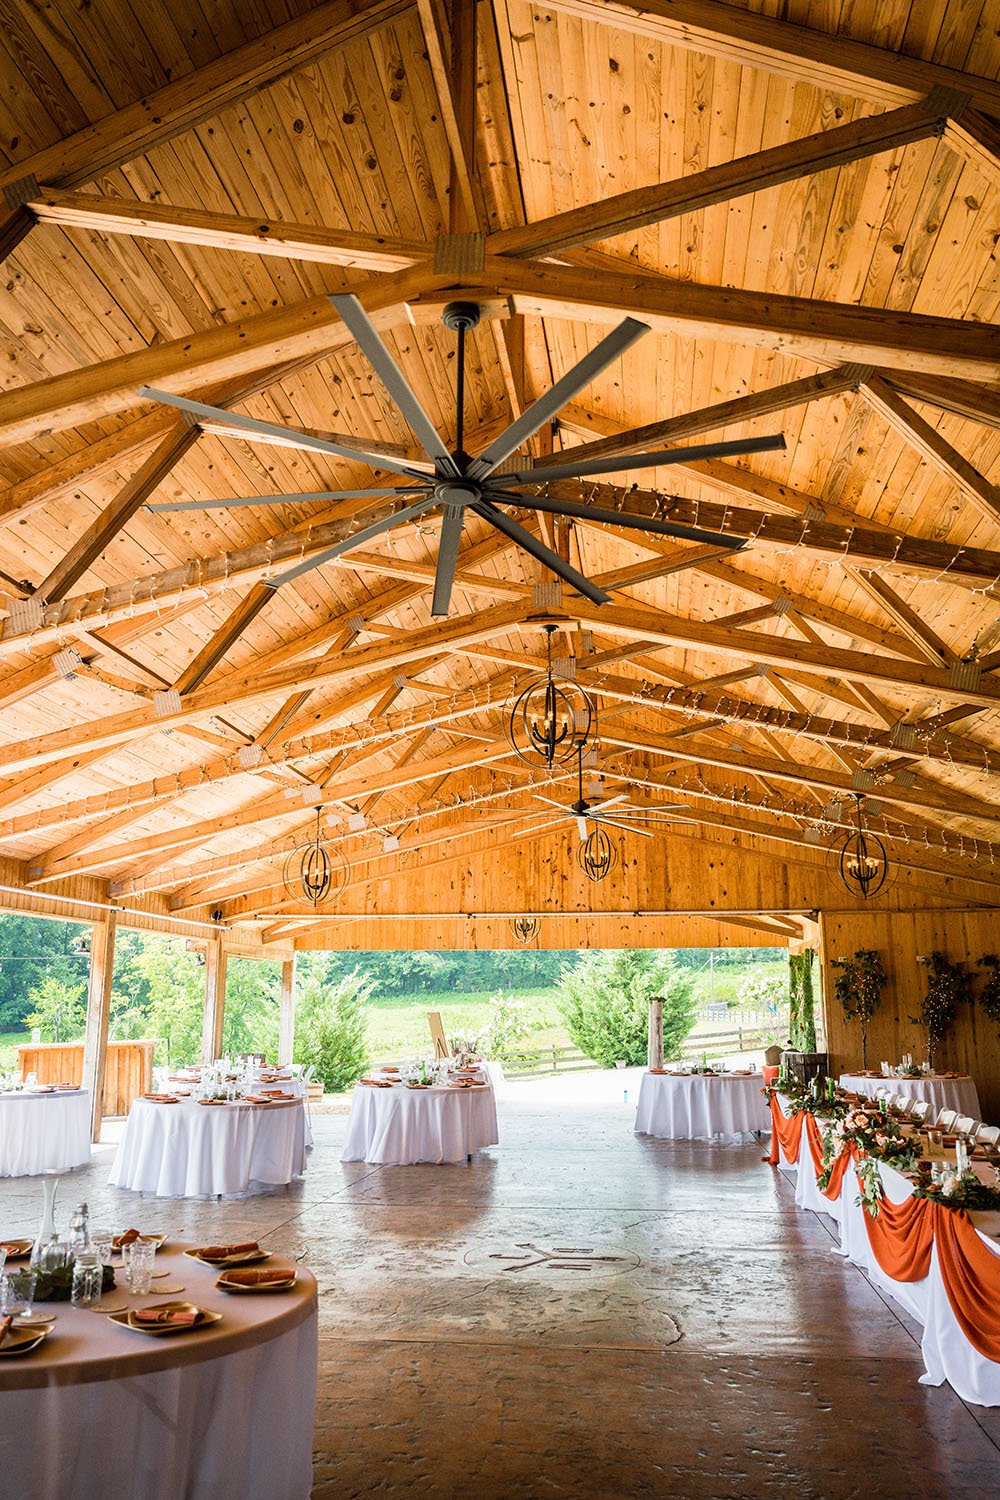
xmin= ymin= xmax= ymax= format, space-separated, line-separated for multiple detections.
xmin=831 ymin=949 xmax=886 ymax=1069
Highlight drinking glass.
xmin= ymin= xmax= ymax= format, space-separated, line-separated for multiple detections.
xmin=71 ymin=1250 xmax=104 ymax=1309
xmin=1 ymin=1269 xmax=36 ymax=1316
xmin=928 ymin=1129 xmax=943 ymax=1151
xmin=90 ymin=1230 xmax=114 ymax=1268
xmin=122 ymin=1240 xmax=155 ymax=1294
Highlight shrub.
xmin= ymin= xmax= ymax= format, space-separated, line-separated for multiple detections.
xmin=25 ymin=977 xmax=87 ymax=1043
xmin=557 ymin=950 xmax=696 ymax=1067
xmin=484 ymin=992 xmax=535 ymax=1055
xmin=736 ymin=972 xmax=785 ymax=1012
xmin=294 ymin=973 xmax=371 ymax=1092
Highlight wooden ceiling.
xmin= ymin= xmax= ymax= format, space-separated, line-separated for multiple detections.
xmin=0 ymin=0 xmax=999 ymax=949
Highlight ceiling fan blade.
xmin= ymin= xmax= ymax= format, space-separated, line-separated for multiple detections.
xmin=575 ymin=816 xmax=589 ymax=839
xmin=265 ymin=497 xmax=439 ymax=590
xmin=472 ymin=501 xmax=612 ymax=606
xmin=431 ymin=504 xmax=465 ymax=618
xmin=330 ymin=294 xmax=459 ymax=477
xmin=488 ymin=490 xmax=745 ymax=551
xmin=511 ymin=817 xmax=567 ymax=840
xmin=467 ymin=317 xmax=649 ymax=479
xmin=597 ymin=815 xmax=654 ymax=836
xmin=139 ymin=387 xmax=428 ymax=481
xmin=147 ymin=487 xmax=429 ymax=514
xmin=591 ymin=794 xmax=628 ymax=812
xmin=502 ymin=433 xmax=785 ymax=485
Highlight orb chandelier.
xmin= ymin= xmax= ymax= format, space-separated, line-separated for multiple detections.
xmin=505 ymin=623 xmax=595 ymax=767
xmin=283 ymin=807 xmax=349 ymax=907
xmin=838 ymin=794 xmax=888 ymax=900
xmin=509 ymin=916 xmax=541 ymax=944
xmin=579 ymin=824 xmax=618 ymax=883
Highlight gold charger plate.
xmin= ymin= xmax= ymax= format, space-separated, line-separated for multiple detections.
xmin=216 ymin=1271 xmax=297 ymax=1294
xmin=0 ymin=1325 xmax=49 ymax=1356
xmin=109 ymin=1301 xmax=221 ymax=1337
xmin=184 ymin=1247 xmax=271 ymax=1268
xmin=0 ymin=1237 xmax=33 ymax=1259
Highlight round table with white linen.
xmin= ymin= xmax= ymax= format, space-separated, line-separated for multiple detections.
xmin=0 ymin=1087 xmax=90 ymax=1177
xmin=109 ymin=1096 xmax=307 ymax=1197
xmin=634 ymin=1071 xmax=769 ymax=1139
xmin=839 ymin=1073 xmax=982 ymax=1119
xmin=341 ymin=1082 xmax=499 ymax=1165
xmin=0 ymin=1241 xmax=317 ymax=1500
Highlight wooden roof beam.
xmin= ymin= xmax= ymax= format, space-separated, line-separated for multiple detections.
xmin=540 ymin=0 xmax=1000 ymax=115
xmin=490 ymin=95 xmax=957 ymax=259
xmin=845 ymin=569 xmax=960 ymax=669
xmin=881 ymin=372 xmax=1000 ymax=433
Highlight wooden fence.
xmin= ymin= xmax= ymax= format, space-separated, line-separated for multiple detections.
xmin=497 ymin=1025 xmax=774 ymax=1077
xmin=17 ymin=1040 xmax=154 ymax=1116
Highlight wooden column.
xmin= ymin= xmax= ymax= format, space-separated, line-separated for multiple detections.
xmin=201 ymin=937 xmax=227 ymax=1063
xmin=81 ymin=913 xmax=116 ymax=1142
xmin=278 ymin=957 xmax=297 ymax=1066
xmin=647 ymin=996 xmax=664 ymax=1068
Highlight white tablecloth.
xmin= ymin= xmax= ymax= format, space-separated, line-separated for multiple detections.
xmin=0 ymin=1245 xmax=317 ymax=1499
xmin=839 ymin=1073 xmax=982 ymax=1118
xmin=634 ymin=1072 xmax=769 ymax=1139
xmin=0 ymin=1088 xmax=90 ymax=1177
xmin=341 ymin=1083 xmax=499 ymax=1164
xmin=109 ymin=1097 xmax=307 ymax=1197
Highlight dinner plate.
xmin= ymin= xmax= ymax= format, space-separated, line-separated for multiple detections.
xmin=0 ymin=1238 xmax=33 ymax=1259
xmin=113 ymin=1231 xmax=166 ymax=1253
xmin=0 ymin=1325 xmax=48 ymax=1356
xmin=216 ymin=1271 xmax=297 ymax=1294
xmin=185 ymin=1247 xmax=271 ymax=1267
xmin=110 ymin=1301 xmax=221 ymax=1337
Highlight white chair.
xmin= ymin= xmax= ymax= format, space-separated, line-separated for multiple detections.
xmin=300 ymin=1064 xmax=316 ymax=1128
xmin=975 ymin=1123 xmax=1000 ymax=1146
xmin=908 ymin=1099 xmax=930 ymax=1121
xmin=935 ymin=1108 xmax=958 ymax=1131
xmin=953 ymin=1114 xmax=976 ymax=1137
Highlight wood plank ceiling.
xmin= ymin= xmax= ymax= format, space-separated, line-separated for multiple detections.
xmin=0 ymin=0 xmax=998 ymax=948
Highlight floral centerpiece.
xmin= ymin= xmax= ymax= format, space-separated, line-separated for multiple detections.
xmin=913 ymin=1169 xmax=1000 ymax=1213
xmin=762 ymin=1073 xmax=848 ymax=1119
xmin=817 ymin=1101 xmax=921 ymax=1213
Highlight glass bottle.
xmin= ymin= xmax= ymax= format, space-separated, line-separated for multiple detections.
xmin=68 ymin=1202 xmax=90 ymax=1260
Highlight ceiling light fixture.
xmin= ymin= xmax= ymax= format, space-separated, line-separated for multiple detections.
xmin=838 ymin=793 xmax=888 ymax=900
xmin=505 ymin=623 xmax=594 ymax=767
xmin=283 ymin=807 xmax=349 ymax=907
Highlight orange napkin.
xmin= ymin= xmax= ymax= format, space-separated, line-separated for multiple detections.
xmin=242 ymin=1094 xmax=272 ymax=1104
xmin=142 ymin=1093 xmax=179 ymax=1103
xmin=359 ymin=1078 xmax=391 ymax=1088
xmin=0 ymin=1242 xmax=27 ymax=1257
xmin=221 ymin=1268 xmax=295 ymax=1287
xmin=132 ymin=1307 xmax=199 ymax=1328
xmin=196 ymin=1241 xmax=259 ymax=1260
xmin=0 ymin=1315 xmax=12 ymax=1344
xmin=113 ymin=1227 xmax=142 ymax=1250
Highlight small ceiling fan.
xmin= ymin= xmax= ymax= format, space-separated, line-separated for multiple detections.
xmin=140 ymin=293 xmax=785 ymax=617
xmin=512 ymin=746 xmax=695 ymax=844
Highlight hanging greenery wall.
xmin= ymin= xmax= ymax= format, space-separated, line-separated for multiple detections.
xmin=787 ymin=949 xmax=816 ymax=1051
xmin=913 ymin=952 xmax=973 ymax=1067
xmin=831 ymin=949 xmax=886 ymax=1069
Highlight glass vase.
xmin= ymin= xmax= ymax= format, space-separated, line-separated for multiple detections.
xmin=30 ymin=1174 xmax=59 ymax=1269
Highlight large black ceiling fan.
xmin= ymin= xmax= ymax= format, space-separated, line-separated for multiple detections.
xmin=140 ymin=293 xmax=785 ymax=617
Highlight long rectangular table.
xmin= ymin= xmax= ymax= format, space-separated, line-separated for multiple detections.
xmin=770 ymin=1095 xmax=1000 ymax=1406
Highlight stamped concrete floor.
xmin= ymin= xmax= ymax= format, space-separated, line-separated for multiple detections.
xmin=4 ymin=1071 xmax=1000 ymax=1498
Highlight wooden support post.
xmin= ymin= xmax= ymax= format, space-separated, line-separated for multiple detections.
xmin=648 ymin=996 xmax=664 ymax=1069
xmin=278 ymin=957 xmax=297 ymax=1066
xmin=81 ymin=914 xmax=116 ymax=1142
xmin=201 ymin=937 xmax=227 ymax=1063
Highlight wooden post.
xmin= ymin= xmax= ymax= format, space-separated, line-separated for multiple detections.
xmin=648 ymin=996 xmax=664 ymax=1068
xmin=81 ymin=914 xmax=116 ymax=1143
xmin=201 ymin=937 xmax=227 ymax=1063
xmin=278 ymin=957 xmax=297 ymax=1066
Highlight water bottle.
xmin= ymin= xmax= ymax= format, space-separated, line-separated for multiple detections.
xmin=71 ymin=1248 xmax=103 ymax=1309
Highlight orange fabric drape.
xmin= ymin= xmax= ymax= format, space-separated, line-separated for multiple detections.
xmin=767 ymin=1094 xmax=806 ymax=1165
xmin=862 ymin=1184 xmax=1000 ymax=1364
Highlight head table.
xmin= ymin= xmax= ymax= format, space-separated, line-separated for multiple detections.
xmin=341 ymin=1079 xmax=499 ymax=1165
xmin=634 ymin=1070 xmax=770 ymax=1140
xmin=0 ymin=1241 xmax=317 ymax=1500
xmin=838 ymin=1072 xmax=982 ymax=1119
xmin=109 ymin=1095 xmax=307 ymax=1198
xmin=769 ymin=1093 xmax=1000 ymax=1406
xmin=0 ymin=1087 xmax=91 ymax=1178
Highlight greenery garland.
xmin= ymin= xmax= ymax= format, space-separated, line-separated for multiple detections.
xmin=912 ymin=952 xmax=973 ymax=1067
xmin=33 ymin=1263 xmax=116 ymax=1302
xmin=977 ymin=955 xmax=1000 ymax=1039
xmin=831 ymin=949 xmax=886 ymax=1069
xmin=913 ymin=1170 xmax=1000 ymax=1213
xmin=816 ymin=1102 xmax=921 ymax=1215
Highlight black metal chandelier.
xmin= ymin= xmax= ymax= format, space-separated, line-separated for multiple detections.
xmin=838 ymin=794 xmax=888 ymax=900
xmin=505 ymin=623 xmax=594 ymax=767
xmin=283 ymin=807 xmax=349 ymax=907
xmin=579 ymin=824 xmax=618 ymax=883
xmin=509 ymin=916 xmax=541 ymax=944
